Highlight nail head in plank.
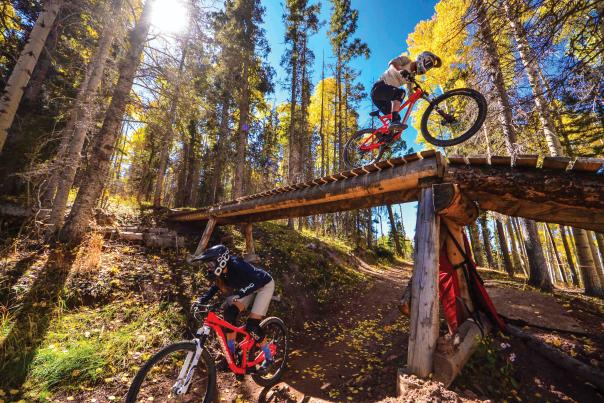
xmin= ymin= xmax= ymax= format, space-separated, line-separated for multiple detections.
xmin=514 ymin=154 xmax=539 ymax=168
xmin=572 ymin=157 xmax=604 ymax=172
xmin=541 ymin=156 xmax=571 ymax=170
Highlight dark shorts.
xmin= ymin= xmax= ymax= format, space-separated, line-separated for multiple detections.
xmin=371 ymin=81 xmax=405 ymax=114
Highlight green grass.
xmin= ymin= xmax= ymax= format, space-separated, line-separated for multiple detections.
xmin=21 ymin=299 xmax=185 ymax=399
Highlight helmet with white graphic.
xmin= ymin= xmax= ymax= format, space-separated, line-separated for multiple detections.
xmin=416 ymin=51 xmax=442 ymax=75
xmin=197 ymin=244 xmax=230 ymax=279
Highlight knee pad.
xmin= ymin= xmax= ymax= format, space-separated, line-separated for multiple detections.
xmin=223 ymin=304 xmax=240 ymax=333
xmin=245 ymin=318 xmax=264 ymax=343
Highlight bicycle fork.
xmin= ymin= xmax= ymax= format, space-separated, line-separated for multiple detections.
xmin=171 ymin=325 xmax=210 ymax=396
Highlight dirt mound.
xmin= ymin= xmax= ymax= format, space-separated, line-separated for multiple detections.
xmin=384 ymin=373 xmax=486 ymax=403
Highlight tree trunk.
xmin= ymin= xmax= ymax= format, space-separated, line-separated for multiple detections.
xmin=495 ymin=218 xmax=514 ymax=278
xmin=0 ymin=0 xmax=64 ymax=152
xmin=210 ymin=95 xmax=230 ymax=204
xmin=596 ymin=233 xmax=604 ymax=268
xmin=387 ymin=204 xmax=403 ymax=256
xmin=545 ymin=224 xmax=567 ymax=285
xmin=560 ymin=226 xmax=580 ymax=287
xmin=506 ymin=217 xmax=524 ymax=275
xmin=587 ymin=231 xmax=604 ymax=288
xmin=154 ymin=43 xmax=188 ymax=207
xmin=521 ymin=218 xmax=552 ymax=291
xmin=233 ymin=59 xmax=250 ymax=198
xmin=504 ymin=0 xmax=562 ymax=156
xmin=319 ymin=53 xmax=326 ymax=176
xmin=479 ymin=213 xmax=494 ymax=268
xmin=366 ymin=208 xmax=373 ymax=248
xmin=572 ymin=227 xmax=604 ymax=297
xmin=475 ymin=0 xmax=517 ymax=153
xmin=467 ymin=223 xmax=484 ymax=266
xmin=60 ymin=0 xmax=153 ymax=243
xmin=47 ymin=0 xmax=123 ymax=231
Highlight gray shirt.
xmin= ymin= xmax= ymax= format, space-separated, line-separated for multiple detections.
xmin=380 ymin=55 xmax=413 ymax=87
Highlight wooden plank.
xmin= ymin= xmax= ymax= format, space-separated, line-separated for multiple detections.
xmin=514 ymin=154 xmax=539 ymax=168
xmin=420 ymin=149 xmax=437 ymax=159
xmin=542 ymin=156 xmax=571 ymax=170
xmin=447 ymin=155 xmax=467 ymax=165
xmin=572 ymin=157 xmax=604 ymax=172
xmin=404 ymin=152 xmax=421 ymax=162
xmin=466 ymin=155 xmax=490 ymax=165
xmin=407 ymin=186 xmax=440 ymax=378
xmin=489 ymin=155 xmax=511 ymax=166
xmin=193 ymin=218 xmax=216 ymax=255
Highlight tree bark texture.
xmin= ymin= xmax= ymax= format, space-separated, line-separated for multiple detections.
xmin=467 ymin=223 xmax=484 ymax=266
xmin=48 ymin=0 xmax=123 ymax=230
xmin=521 ymin=218 xmax=552 ymax=291
xmin=479 ymin=213 xmax=494 ymax=268
xmin=506 ymin=217 xmax=525 ymax=275
xmin=571 ymin=227 xmax=604 ymax=297
xmin=545 ymin=224 xmax=567 ymax=285
xmin=60 ymin=0 xmax=153 ymax=243
xmin=495 ymin=218 xmax=514 ymax=278
xmin=0 ymin=0 xmax=64 ymax=152
xmin=560 ymin=226 xmax=580 ymax=287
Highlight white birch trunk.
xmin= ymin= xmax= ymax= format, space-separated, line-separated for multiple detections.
xmin=0 ymin=0 xmax=64 ymax=152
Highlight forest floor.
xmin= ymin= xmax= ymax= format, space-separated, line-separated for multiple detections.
xmin=0 ymin=216 xmax=603 ymax=402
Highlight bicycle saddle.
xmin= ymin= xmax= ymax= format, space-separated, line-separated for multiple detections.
xmin=369 ymin=110 xmax=381 ymax=117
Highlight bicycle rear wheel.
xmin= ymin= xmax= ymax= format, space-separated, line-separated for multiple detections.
xmin=251 ymin=317 xmax=288 ymax=387
xmin=343 ymin=128 xmax=386 ymax=169
xmin=420 ymin=88 xmax=487 ymax=147
xmin=126 ymin=341 xmax=215 ymax=403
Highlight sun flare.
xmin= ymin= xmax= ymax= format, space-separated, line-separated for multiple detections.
xmin=150 ymin=0 xmax=189 ymax=34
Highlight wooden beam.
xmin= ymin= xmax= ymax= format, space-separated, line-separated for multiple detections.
xmin=447 ymin=165 xmax=604 ymax=232
xmin=407 ymin=186 xmax=440 ymax=378
xmin=194 ymin=217 xmax=216 ymax=256
xmin=433 ymin=183 xmax=478 ymax=226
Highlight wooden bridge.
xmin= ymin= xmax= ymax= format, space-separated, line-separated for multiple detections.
xmin=168 ymin=150 xmax=604 ymax=389
xmin=170 ymin=150 xmax=604 ymax=232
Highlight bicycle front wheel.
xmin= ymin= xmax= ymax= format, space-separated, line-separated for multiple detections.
xmin=126 ymin=341 xmax=216 ymax=403
xmin=420 ymin=88 xmax=487 ymax=147
xmin=343 ymin=128 xmax=386 ymax=169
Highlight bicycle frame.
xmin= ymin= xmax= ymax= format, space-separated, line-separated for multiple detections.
xmin=202 ymin=311 xmax=276 ymax=375
xmin=172 ymin=310 xmax=276 ymax=395
xmin=360 ymin=86 xmax=425 ymax=152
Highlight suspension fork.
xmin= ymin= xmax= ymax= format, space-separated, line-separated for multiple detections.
xmin=172 ymin=326 xmax=210 ymax=395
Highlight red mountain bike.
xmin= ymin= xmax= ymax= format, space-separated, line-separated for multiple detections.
xmin=343 ymin=74 xmax=487 ymax=169
xmin=126 ymin=303 xmax=288 ymax=402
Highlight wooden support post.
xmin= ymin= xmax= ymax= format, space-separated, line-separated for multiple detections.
xmin=407 ymin=186 xmax=440 ymax=378
xmin=194 ymin=217 xmax=216 ymax=256
xmin=243 ymin=223 xmax=259 ymax=263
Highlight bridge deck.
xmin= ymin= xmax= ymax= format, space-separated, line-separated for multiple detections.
xmin=168 ymin=151 xmax=604 ymax=232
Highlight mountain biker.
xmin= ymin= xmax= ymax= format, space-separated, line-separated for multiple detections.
xmin=371 ymin=51 xmax=442 ymax=132
xmin=192 ymin=244 xmax=275 ymax=374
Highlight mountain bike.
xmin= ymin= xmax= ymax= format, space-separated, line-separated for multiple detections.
xmin=343 ymin=74 xmax=487 ymax=169
xmin=125 ymin=303 xmax=288 ymax=402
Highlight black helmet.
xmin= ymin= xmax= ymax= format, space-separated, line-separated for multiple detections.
xmin=196 ymin=244 xmax=230 ymax=278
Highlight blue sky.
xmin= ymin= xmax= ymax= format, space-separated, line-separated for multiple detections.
xmin=261 ymin=0 xmax=439 ymax=242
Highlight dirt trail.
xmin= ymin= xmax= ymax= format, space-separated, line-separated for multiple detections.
xmin=216 ymin=261 xmax=413 ymax=402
